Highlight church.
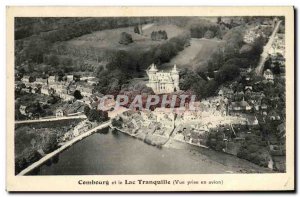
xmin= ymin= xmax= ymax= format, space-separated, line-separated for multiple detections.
xmin=146 ymin=63 xmax=180 ymax=94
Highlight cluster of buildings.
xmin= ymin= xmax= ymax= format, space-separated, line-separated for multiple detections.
xmin=61 ymin=120 xmax=97 ymax=142
xmin=218 ymin=67 xmax=282 ymax=122
xmin=243 ymin=25 xmax=268 ymax=44
xmin=19 ymin=74 xmax=97 ymax=102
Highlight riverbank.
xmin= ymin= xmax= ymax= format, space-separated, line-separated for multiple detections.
xmin=164 ymin=138 xmax=273 ymax=173
xmin=110 ymin=126 xmax=169 ymax=147
xmin=111 ymin=126 xmax=272 ymax=174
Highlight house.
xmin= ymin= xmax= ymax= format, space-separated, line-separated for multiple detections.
xmin=60 ymin=93 xmax=74 ymax=101
xmin=76 ymin=84 xmax=94 ymax=97
xmin=48 ymin=76 xmax=56 ymax=84
xmin=66 ymin=75 xmax=74 ymax=82
xmin=19 ymin=105 xmax=27 ymax=115
xmin=81 ymin=87 xmax=94 ymax=97
xmin=244 ymin=85 xmax=253 ymax=91
xmin=67 ymin=84 xmax=77 ymax=94
xmin=263 ymin=69 xmax=274 ymax=81
xmin=261 ymin=103 xmax=268 ymax=110
xmin=56 ymin=108 xmax=65 ymax=117
xmin=247 ymin=116 xmax=259 ymax=126
xmin=252 ymin=100 xmax=261 ymax=111
xmin=87 ymin=78 xmax=98 ymax=85
xmin=268 ymin=110 xmax=281 ymax=121
xmin=229 ymin=100 xmax=252 ymax=112
xmin=21 ymin=87 xmax=31 ymax=93
xmin=82 ymin=96 xmax=91 ymax=105
xmin=41 ymin=86 xmax=50 ymax=95
xmin=218 ymin=89 xmax=224 ymax=97
xmin=21 ymin=76 xmax=34 ymax=84
xmin=277 ymin=123 xmax=286 ymax=138
xmin=224 ymin=89 xmax=234 ymax=99
xmin=35 ymin=78 xmax=48 ymax=85
xmin=31 ymin=87 xmax=40 ymax=94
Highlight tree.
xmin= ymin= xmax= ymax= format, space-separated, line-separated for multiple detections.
xmin=134 ymin=25 xmax=140 ymax=34
xmin=84 ymin=106 xmax=90 ymax=116
xmin=87 ymin=109 xmax=99 ymax=122
xmin=47 ymin=54 xmax=59 ymax=67
xmin=24 ymin=38 xmax=50 ymax=63
xmin=215 ymin=63 xmax=240 ymax=84
xmin=42 ymin=133 xmax=57 ymax=154
xmin=204 ymin=30 xmax=214 ymax=39
xmin=87 ymin=109 xmax=109 ymax=122
xmin=151 ymin=30 xmax=168 ymax=40
xmin=73 ymin=90 xmax=83 ymax=100
xmin=119 ymin=32 xmax=133 ymax=45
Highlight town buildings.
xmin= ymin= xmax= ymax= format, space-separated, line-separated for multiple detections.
xmin=263 ymin=69 xmax=274 ymax=81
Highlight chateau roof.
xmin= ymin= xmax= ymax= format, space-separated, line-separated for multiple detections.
xmin=148 ymin=63 xmax=158 ymax=72
xmin=171 ymin=64 xmax=179 ymax=74
xmin=264 ymin=69 xmax=273 ymax=75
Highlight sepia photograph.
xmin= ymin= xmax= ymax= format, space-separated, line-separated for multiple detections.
xmin=6 ymin=6 xmax=295 ymax=191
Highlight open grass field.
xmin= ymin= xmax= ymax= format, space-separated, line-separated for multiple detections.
xmin=161 ymin=38 xmax=225 ymax=71
xmin=66 ymin=23 xmax=186 ymax=51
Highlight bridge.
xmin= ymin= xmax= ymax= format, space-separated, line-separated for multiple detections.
xmin=17 ymin=120 xmax=111 ymax=176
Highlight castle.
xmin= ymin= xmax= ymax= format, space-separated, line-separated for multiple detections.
xmin=146 ymin=63 xmax=180 ymax=94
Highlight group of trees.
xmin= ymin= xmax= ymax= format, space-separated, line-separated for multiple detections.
xmin=179 ymin=25 xmax=266 ymax=100
xmin=94 ymin=33 xmax=190 ymax=95
xmin=73 ymin=90 xmax=83 ymax=100
xmin=15 ymin=17 xmax=157 ymax=71
xmin=119 ymin=32 xmax=133 ymax=45
xmin=190 ymin=24 xmax=223 ymax=39
xmin=84 ymin=106 xmax=109 ymax=123
xmin=134 ymin=25 xmax=142 ymax=34
xmin=16 ymin=17 xmax=154 ymax=41
xmin=237 ymin=133 xmax=269 ymax=167
xmin=150 ymin=30 xmax=168 ymax=41
xmin=179 ymin=69 xmax=218 ymax=100
xmin=206 ymin=130 xmax=226 ymax=152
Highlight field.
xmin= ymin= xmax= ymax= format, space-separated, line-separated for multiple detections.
xmin=66 ymin=23 xmax=186 ymax=51
xmin=161 ymin=38 xmax=225 ymax=71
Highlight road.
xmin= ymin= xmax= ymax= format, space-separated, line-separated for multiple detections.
xmin=15 ymin=115 xmax=87 ymax=124
xmin=255 ymin=20 xmax=282 ymax=75
xmin=17 ymin=120 xmax=111 ymax=176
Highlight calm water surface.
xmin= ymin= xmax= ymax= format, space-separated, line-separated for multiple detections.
xmin=30 ymin=129 xmax=270 ymax=175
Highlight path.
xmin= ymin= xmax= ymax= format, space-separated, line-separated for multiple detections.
xmin=15 ymin=115 xmax=86 ymax=124
xmin=255 ymin=20 xmax=282 ymax=75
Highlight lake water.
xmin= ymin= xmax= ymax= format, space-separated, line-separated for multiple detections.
xmin=29 ymin=129 xmax=271 ymax=175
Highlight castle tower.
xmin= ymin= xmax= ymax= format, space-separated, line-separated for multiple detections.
xmin=146 ymin=63 xmax=158 ymax=92
xmin=171 ymin=64 xmax=180 ymax=91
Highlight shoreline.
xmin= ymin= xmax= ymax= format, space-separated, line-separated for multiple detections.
xmin=110 ymin=125 xmax=273 ymax=174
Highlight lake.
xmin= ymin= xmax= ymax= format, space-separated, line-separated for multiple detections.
xmin=29 ymin=129 xmax=271 ymax=175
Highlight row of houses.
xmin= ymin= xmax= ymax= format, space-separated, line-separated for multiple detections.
xmin=20 ymin=74 xmax=97 ymax=101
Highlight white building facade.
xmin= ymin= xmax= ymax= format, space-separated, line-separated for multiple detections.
xmin=146 ymin=63 xmax=180 ymax=94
